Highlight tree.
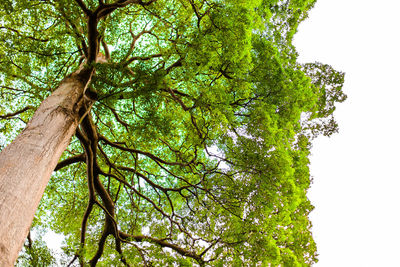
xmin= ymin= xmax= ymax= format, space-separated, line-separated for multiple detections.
xmin=0 ymin=0 xmax=346 ymax=266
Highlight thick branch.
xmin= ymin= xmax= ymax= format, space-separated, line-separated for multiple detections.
xmin=74 ymin=0 xmax=92 ymax=16
xmin=97 ymin=0 xmax=159 ymax=19
xmin=54 ymin=153 xmax=85 ymax=171
xmin=89 ymin=229 xmax=109 ymax=266
xmin=75 ymin=128 xmax=98 ymax=265
xmin=87 ymin=16 xmax=100 ymax=64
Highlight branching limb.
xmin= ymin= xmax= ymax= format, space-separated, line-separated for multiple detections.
xmin=114 ymin=233 xmax=131 ymax=267
xmin=124 ymin=53 xmax=162 ymax=66
xmin=75 ymin=128 xmax=97 ymax=266
xmin=119 ymin=232 xmax=205 ymax=265
xmin=99 ymin=134 xmax=192 ymax=167
xmin=0 ymin=106 xmax=34 ymax=120
xmin=97 ymin=0 xmax=159 ymax=19
xmin=79 ymin=114 xmax=127 ymax=265
xmin=94 ymin=156 xmax=195 ymax=241
xmin=0 ymin=26 xmax=50 ymax=42
xmin=74 ymin=0 xmax=93 ymax=16
xmin=164 ymin=87 xmax=193 ymax=111
xmin=60 ymin=8 xmax=89 ymax=58
xmin=89 ymin=228 xmax=110 ymax=266
xmin=54 ymin=153 xmax=85 ymax=171
xmin=132 ymin=243 xmax=151 ymax=266
xmin=109 ymin=107 xmax=130 ymax=131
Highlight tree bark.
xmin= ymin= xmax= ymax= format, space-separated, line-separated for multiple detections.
xmin=0 ymin=67 xmax=93 ymax=266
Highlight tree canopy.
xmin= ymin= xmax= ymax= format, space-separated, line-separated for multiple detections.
xmin=0 ymin=0 xmax=346 ymax=266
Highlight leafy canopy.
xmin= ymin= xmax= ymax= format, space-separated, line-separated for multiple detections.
xmin=0 ymin=0 xmax=345 ymax=266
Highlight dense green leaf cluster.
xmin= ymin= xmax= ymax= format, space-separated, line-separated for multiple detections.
xmin=0 ymin=0 xmax=345 ymax=266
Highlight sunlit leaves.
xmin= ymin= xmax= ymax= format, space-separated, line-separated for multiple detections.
xmin=0 ymin=0 xmax=346 ymax=265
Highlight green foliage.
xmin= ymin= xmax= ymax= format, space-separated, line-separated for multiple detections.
xmin=0 ymin=0 xmax=346 ymax=266
xmin=15 ymin=230 xmax=56 ymax=267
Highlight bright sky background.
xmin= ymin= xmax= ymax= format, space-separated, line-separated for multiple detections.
xmin=293 ymin=0 xmax=400 ymax=266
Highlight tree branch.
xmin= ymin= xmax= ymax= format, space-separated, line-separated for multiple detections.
xmin=0 ymin=26 xmax=49 ymax=42
xmin=54 ymin=153 xmax=85 ymax=171
xmin=0 ymin=106 xmax=34 ymax=120
xmin=119 ymin=232 xmax=204 ymax=265
xmin=74 ymin=0 xmax=92 ymax=16
xmin=99 ymin=134 xmax=190 ymax=167
xmin=124 ymin=53 xmax=162 ymax=66
xmin=97 ymin=0 xmax=159 ymax=19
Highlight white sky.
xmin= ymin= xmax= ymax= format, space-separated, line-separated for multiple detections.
xmin=293 ymin=0 xmax=400 ymax=266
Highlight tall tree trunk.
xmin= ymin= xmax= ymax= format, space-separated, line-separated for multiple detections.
xmin=0 ymin=67 xmax=93 ymax=266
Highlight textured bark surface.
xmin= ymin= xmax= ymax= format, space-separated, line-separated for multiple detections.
xmin=0 ymin=68 xmax=92 ymax=266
